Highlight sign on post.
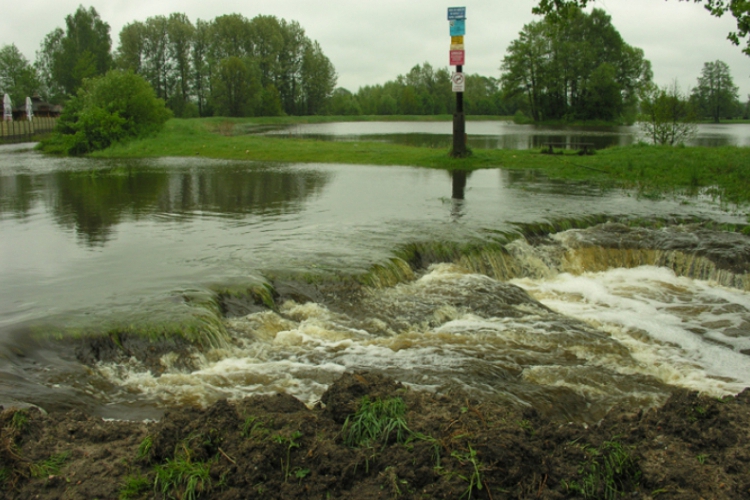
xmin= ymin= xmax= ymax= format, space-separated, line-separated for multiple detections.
xmin=447 ymin=6 xmax=467 ymax=157
xmin=451 ymin=72 xmax=465 ymax=93
xmin=447 ymin=7 xmax=466 ymax=20
xmin=449 ymin=50 xmax=465 ymax=66
xmin=449 ymin=19 xmax=466 ymax=37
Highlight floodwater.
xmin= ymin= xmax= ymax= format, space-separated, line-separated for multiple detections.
xmin=1 ymin=140 xmax=749 ymax=421
xmin=260 ymin=121 xmax=750 ymax=149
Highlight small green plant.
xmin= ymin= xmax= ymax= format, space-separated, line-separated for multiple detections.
xmin=9 ymin=411 xmax=29 ymax=432
xmin=342 ymin=396 xmax=410 ymax=448
xmin=451 ymin=445 xmax=485 ymax=500
xmin=294 ymin=467 xmax=311 ymax=484
xmin=567 ymin=439 xmax=641 ymax=500
xmin=241 ymin=416 xmax=269 ymax=438
xmin=153 ymin=446 xmax=213 ymax=500
xmin=275 ymin=431 xmax=303 ymax=483
xmin=137 ymin=436 xmax=153 ymax=461
xmin=30 ymin=452 xmax=70 ymax=478
xmin=517 ymin=419 xmax=535 ymax=435
xmin=119 ymin=473 xmax=151 ymax=500
xmin=697 ymin=454 xmax=709 ymax=465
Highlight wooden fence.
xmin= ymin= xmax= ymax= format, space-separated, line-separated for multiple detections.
xmin=0 ymin=117 xmax=57 ymax=143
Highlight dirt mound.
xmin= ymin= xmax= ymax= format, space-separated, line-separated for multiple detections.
xmin=1 ymin=373 xmax=749 ymax=499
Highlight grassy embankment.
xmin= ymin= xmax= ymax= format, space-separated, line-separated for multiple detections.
xmin=95 ymin=117 xmax=750 ymax=206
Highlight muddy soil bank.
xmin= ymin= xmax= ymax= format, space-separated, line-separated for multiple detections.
xmin=1 ymin=373 xmax=749 ymax=499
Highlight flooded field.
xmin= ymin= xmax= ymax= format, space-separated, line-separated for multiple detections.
xmin=1 ymin=142 xmax=749 ymax=421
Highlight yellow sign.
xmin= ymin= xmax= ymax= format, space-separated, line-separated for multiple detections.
xmin=451 ymin=36 xmax=464 ymax=44
xmin=450 ymin=44 xmax=465 ymax=51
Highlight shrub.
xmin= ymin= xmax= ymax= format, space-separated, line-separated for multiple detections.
xmin=43 ymin=70 xmax=172 ymax=155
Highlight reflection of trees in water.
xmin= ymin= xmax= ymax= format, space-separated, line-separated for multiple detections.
xmin=159 ymin=168 xmax=329 ymax=216
xmin=2 ymin=164 xmax=331 ymax=246
xmin=53 ymin=168 xmax=169 ymax=245
xmin=0 ymin=174 xmax=35 ymax=217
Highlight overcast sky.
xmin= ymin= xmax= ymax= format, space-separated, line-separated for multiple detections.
xmin=2 ymin=0 xmax=749 ymax=98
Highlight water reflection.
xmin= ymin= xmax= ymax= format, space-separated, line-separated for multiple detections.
xmin=450 ymin=170 xmax=470 ymax=220
xmin=0 ymin=160 xmax=332 ymax=245
xmin=259 ymin=121 xmax=750 ymax=149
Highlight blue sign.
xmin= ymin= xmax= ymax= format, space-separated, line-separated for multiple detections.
xmin=449 ymin=19 xmax=466 ymax=37
xmin=447 ymin=7 xmax=466 ymax=20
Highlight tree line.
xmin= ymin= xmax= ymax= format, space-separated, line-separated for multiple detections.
xmin=0 ymin=4 xmax=747 ymax=124
xmin=326 ymin=63 xmax=523 ymax=117
xmin=4 ymin=6 xmax=337 ymax=118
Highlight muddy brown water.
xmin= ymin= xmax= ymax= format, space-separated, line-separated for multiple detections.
xmin=1 ymin=142 xmax=750 ymax=423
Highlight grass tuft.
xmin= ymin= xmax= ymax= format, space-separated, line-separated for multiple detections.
xmin=567 ymin=439 xmax=641 ymax=499
xmin=342 ymin=396 xmax=411 ymax=448
xmin=29 ymin=452 xmax=70 ymax=478
xmin=119 ymin=473 xmax=151 ymax=500
xmin=153 ymin=454 xmax=213 ymax=500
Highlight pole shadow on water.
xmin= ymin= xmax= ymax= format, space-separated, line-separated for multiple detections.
xmin=450 ymin=170 xmax=471 ymax=220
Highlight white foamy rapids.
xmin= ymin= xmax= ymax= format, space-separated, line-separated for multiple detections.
xmin=513 ymin=265 xmax=750 ymax=396
xmin=92 ymin=264 xmax=698 ymax=417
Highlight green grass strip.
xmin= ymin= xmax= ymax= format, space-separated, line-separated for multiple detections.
xmin=88 ymin=118 xmax=750 ymax=206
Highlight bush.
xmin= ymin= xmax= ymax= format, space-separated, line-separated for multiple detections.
xmin=43 ymin=70 xmax=172 ymax=155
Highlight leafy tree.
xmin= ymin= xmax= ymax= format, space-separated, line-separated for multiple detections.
xmin=300 ymin=41 xmax=337 ymax=115
xmin=690 ymin=60 xmax=741 ymax=121
xmin=0 ymin=44 xmax=40 ymax=105
xmin=113 ymin=12 xmax=337 ymax=117
xmin=166 ymin=13 xmax=195 ymax=115
xmin=115 ymin=22 xmax=145 ymax=74
xmin=192 ymin=19 xmax=213 ymax=116
xmin=501 ymin=8 xmax=651 ymax=122
xmin=325 ymin=88 xmax=362 ymax=115
xmin=35 ymin=29 xmax=66 ymax=103
xmin=210 ymin=57 xmax=261 ymax=117
xmin=258 ymin=84 xmax=284 ymax=116
xmin=464 ymin=75 xmax=505 ymax=115
xmin=39 ymin=6 xmax=113 ymax=96
xmin=639 ymin=82 xmax=697 ymax=145
xmin=43 ymin=70 xmax=171 ymax=155
xmin=533 ymin=1 xmax=750 ymax=55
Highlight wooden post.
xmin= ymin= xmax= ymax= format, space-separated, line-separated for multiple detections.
xmin=452 ymin=65 xmax=466 ymax=157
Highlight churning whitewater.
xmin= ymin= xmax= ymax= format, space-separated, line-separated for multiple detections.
xmin=95 ymin=260 xmax=750 ymax=422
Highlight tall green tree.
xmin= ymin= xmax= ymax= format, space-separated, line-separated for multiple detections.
xmin=166 ymin=13 xmax=195 ymax=116
xmin=39 ymin=6 xmax=113 ymax=96
xmin=115 ymin=22 xmax=146 ymax=74
xmin=210 ymin=56 xmax=261 ymax=117
xmin=0 ymin=44 xmax=40 ymax=105
xmin=192 ymin=19 xmax=213 ymax=116
xmin=113 ymin=12 xmax=338 ymax=118
xmin=301 ymin=41 xmax=337 ymax=115
xmin=501 ymin=7 xmax=651 ymax=122
xmin=691 ymin=60 xmax=741 ymax=121
xmin=142 ymin=16 xmax=171 ymax=102
xmin=35 ymin=30 xmax=66 ymax=103
xmin=275 ymin=20 xmax=307 ymax=115
xmin=533 ymin=1 xmax=750 ymax=55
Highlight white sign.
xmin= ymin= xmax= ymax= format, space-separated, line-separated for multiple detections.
xmin=3 ymin=94 xmax=12 ymax=121
xmin=451 ymin=72 xmax=465 ymax=92
xmin=26 ymin=96 xmax=33 ymax=121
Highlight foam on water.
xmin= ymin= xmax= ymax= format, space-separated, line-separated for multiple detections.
xmin=513 ymin=265 xmax=750 ymax=396
xmin=90 ymin=263 xmax=750 ymax=419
